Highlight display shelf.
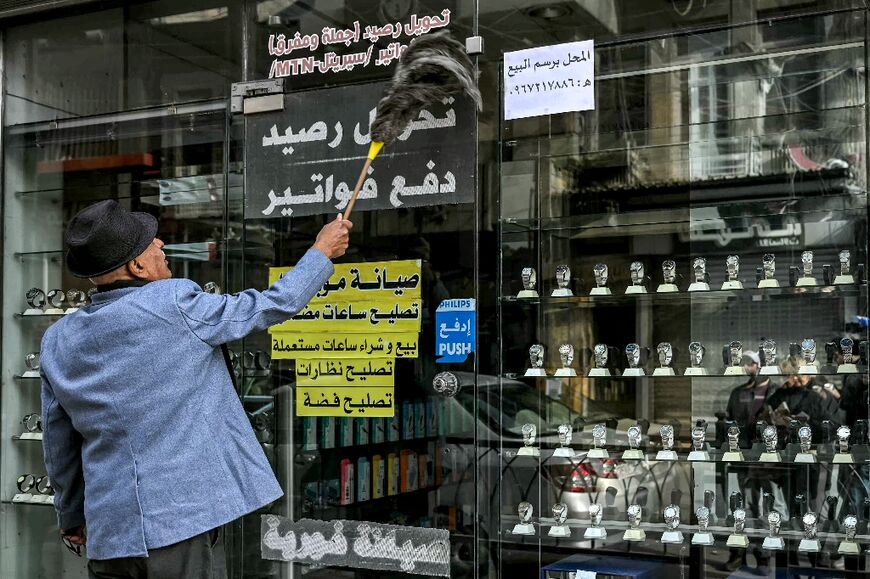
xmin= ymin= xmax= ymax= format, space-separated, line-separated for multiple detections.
xmin=500 ymin=284 xmax=867 ymax=307
xmin=4 ymin=494 xmax=54 ymax=506
xmin=13 ymin=374 xmax=41 ymax=380
xmin=11 ymin=433 xmax=43 ymax=441
xmin=503 ymin=372 xmax=869 ymax=381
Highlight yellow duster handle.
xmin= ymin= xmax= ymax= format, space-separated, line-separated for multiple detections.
xmin=344 ymin=141 xmax=384 ymax=219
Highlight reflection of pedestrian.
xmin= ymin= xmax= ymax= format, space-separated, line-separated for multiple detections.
xmin=722 ymin=351 xmax=779 ymax=573
xmin=767 ymin=357 xmax=838 ymax=441
xmin=725 ymin=351 xmax=778 ymax=445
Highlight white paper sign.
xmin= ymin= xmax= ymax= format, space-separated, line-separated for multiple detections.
xmin=504 ymin=40 xmax=595 ymax=120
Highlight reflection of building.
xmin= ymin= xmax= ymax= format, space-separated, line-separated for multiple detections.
xmin=0 ymin=1 xmax=867 ymax=578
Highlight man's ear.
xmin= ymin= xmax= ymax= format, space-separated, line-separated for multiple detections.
xmin=126 ymin=258 xmax=147 ymax=279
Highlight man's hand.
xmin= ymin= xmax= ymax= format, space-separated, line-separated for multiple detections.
xmin=61 ymin=526 xmax=86 ymax=546
xmin=313 ymin=213 xmax=353 ymax=259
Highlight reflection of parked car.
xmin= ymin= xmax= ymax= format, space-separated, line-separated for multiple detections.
xmin=448 ymin=373 xmax=686 ymax=524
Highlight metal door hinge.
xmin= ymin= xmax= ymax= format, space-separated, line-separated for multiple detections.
xmin=230 ymin=79 xmax=285 ymax=115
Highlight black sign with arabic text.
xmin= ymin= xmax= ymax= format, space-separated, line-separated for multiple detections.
xmin=245 ymin=81 xmax=475 ymax=219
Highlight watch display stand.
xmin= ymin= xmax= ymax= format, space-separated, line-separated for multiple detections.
xmin=721 ymin=280 xmax=743 ymax=290
xmin=584 ymin=526 xmax=607 ymax=539
xmin=656 ymin=283 xmax=679 ymax=293
xmin=687 ymin=450 xmax=710 ymax=462
xmin=796 ymin=276 xmax=818 ymax=287
xmin=838 ymin=363 xmax=858 ymax=373
xmin=798 ymin=364 xmax=818 ymax=375
xmin=622 ymin=449 xmax=645 ymax=460
xmin=684 ymin=367 xmax=707 ymax=376
xmin=548 ymin=525 xmax=571 ymax=538
xmin=655 ymin=450 xmax=678 ymax=461
xmin=511 ymin=523 xmax=535 ymax=536
xmin=724 ymin=366 xmax=746 ymax=376
xmin=625 ymin=285 xmax=647 ymax=294
xmin=833 ymin=274 xmax=854 ymax=285
xmin=589 ymin=287 xmax=611 ymax=296
xmin=660 ymin=531 xmax=684 ymax=544
xmin=726 ymin=533 xmax=749 ymax=548
xmin=692 ymin=533 xmax=714 ymax=546
xmin=763 ymin=537 xmax=785 ymax=550
xmin=652 ymin=367 xmax=675 ymax=376
xmin=516 ymin=446 xmax=540 ymax=457
xmin=838 ymin=540 xmax=860 ymax=555
xmin=587 ymin=368 xmax=610 ymax=377
xmin=687 ymin=282 xmax=710 ymax=292
xmin=524 ymin=368 xmax=547 ymax=377
xmin=760 ymin=365 xmax=780 ymax=375
xmin=798 ymin=539 xmax=821 ymax=552
xmin=722 ymin=451 xmax=745 ymax=462
xmin=759 ymin=452 xmax=781 ymax=463
xmin=622 ymin=368 xmax=645 ymax=377
xmin=623 ymin=528 xmax=645 ymax=542
xmin=517 ymin=289 xmax=538 ymax=299
xmin=758 ymin=279 xmax=780 ymax=289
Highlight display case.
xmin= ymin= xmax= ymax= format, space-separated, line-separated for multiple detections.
xmin=492 ymin=8 xmax=870 ymax=578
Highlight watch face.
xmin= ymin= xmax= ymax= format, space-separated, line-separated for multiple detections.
xmin=734 ymin=509 xmax=746 ymax=522
xmin=625 ymin=344 xmax=639 ymax=356
xmin=802 ymin=512 xmax=817 ymax=526
xmin=588 ymin=503 xmax=601 ymax=516
xmin=660 ymin=424 xmax=674 ymax=438
xmin=802 ymin=251 xmax=813 ymax=264
xmin=801 ymin=338 xmax=815 ymax=351
xmin=593 ymin=263 xmax=607 ymax=275
xmin=594 ymin=344 xmax=606 ymax=355
xmin=799 ymin=426 xmax=811 ymax=439
xmin=763 ymin=426 xmax=776 ymax=440
xmin=768 ymin=511 xmax=781 ymax=526
xmin=630 ymin=261 xmax=643 ymax=273
xmin=689 ymin=342 xmax=702 ymax=354
xmin=627 ymin=504 xmax=641 ymax=518
xmin=837 ymin=426 xmax=851 ymax=440
xmin=844 ymin=515 xmax=858 ymax=529
xmin=691 ymin=427 xmax=705 ymax=440
xmin=728 ymin=425 xmax=739 ymax=437
xmin=592 ymin=424 xmax=605 ymax=439
xmin=628 ymin=425 xmax=640 ymax=440
xmin=841 ymin=338 xmax=854 ymax=350
xmin=664 ymin=506 xmax=677 ymax=519
xmin=762 ymin=253 xmax=775 ymax=265
xmin=696 ymin=506 xmax=709 ymax=519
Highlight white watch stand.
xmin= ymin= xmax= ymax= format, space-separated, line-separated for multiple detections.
xmin=757 ymin=279 xmax=779 ymax=289
xmin=652 ymin=367 xmax=675 ymax=376
xmin=589 ymin=287 xmax=611 ymax=296
xmin=721 ymin=281 xmax=743 ymax=290
xmin=517 ymin=290 xmax=538 ymax=299
xmin=687 ymin=282 xmax=710 ymax=292
xmin=656 ymin=284 xmax=679 ymax=293
xmin=622 ymin=368 xmax=645 ymax=377
xmin=625 ymin=285 xmax=647 ymax=294
xmin=684 ymin=367 xmax=707 ymax=376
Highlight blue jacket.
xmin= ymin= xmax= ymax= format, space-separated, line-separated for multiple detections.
xmin=40 ymin=248 xmax=333 ymax=560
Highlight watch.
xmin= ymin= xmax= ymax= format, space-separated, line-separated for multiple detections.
xmin=46 ymin=289 xmax=66 ymax=309
xmin=22 ymin=413 xmax=42 ymax=432
xmin=17 ymin=474 xmax=35 ymax=493
xmin=35 ymin=475 xmax=53 ymax=495
xmin=26 ymin=288 xmax=46 ymax=309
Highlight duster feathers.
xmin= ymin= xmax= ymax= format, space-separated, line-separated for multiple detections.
xmin=370 ymin=30 xmax=482 ymax=145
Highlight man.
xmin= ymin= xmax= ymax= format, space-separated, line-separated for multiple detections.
xmin=722 ymin=350 xmax=779 ymax=573
xmin=725 ymin=350 xmax=778 ymax=445
xmin=40 ymin=200 xmax=351 ymax=578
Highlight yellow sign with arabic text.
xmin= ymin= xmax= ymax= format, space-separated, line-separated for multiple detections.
xmin=296 ymin=386 xmax=394 ymax=417
xmin=297 ymin=358 xmax=394 ymax=387
xmin=269 ymin=300 xmax=421 ymax=333
xmin=269 ymin=260 xmax=421 ymax=304
xmin=271 ymin=333 xmax=419 ymax=359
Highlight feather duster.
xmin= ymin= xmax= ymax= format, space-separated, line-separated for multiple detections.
xmin=344 ymin=30 xmax=482 ymax=218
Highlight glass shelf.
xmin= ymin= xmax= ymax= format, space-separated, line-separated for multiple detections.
xmin=503 ymin=372 xmax=868 ymax=381
xmin=500 ymin=284 xmax=867 ymax=307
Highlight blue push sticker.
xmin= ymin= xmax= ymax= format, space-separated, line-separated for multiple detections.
xmin=435 ymin=299 xmax=476 ymax=363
